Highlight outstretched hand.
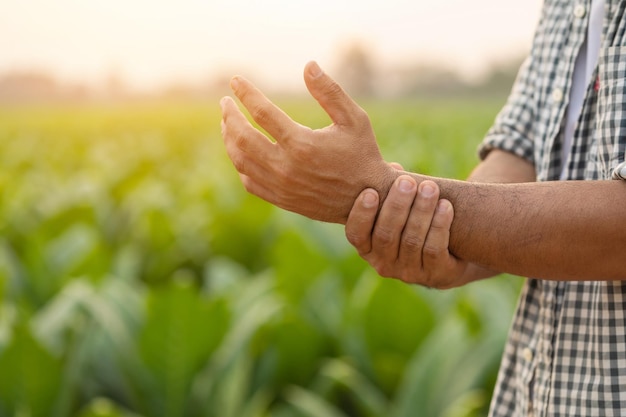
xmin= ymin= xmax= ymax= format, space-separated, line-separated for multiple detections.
xmin=220 ymin=61 xmax=398 ymax=224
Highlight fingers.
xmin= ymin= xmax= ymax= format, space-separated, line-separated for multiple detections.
xmin=422 ymin=199 xmax=454 ymax=265
xmin=371 ymin=175 xmax=418 ymax=260
xmin=389 ymin=162 xmax=404 ymax=170
xmin=398 ymin=180 xmax=440 ymax=262
xmin=421 ymin=198 xmax=466 ymax=286
xmin=220 ymin=96 xmax=278 ymax=176
xmin=345 ymin=189 xmax=379 ymax=256
xmin=229 ymin=76 xmax=299 ymax=143
xmin=303 ymin=61 xmax=369 ymax=128
xmin=346 ymin=177 xmax=463 ymax=288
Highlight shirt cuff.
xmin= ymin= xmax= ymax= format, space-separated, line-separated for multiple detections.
xmin=612 ymin=161 xmax=626 ymax=181
xmin=478 ymin=134 xmax=535 ymax=165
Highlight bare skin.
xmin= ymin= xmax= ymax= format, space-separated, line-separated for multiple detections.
xmin=221 ymin=62 xmax=396 ymax=223
xmin=220 ymin=62 xmax=626 ymax=285
xmin=346 ymin=151 xmax=534 ymax=288
xmin=345 ymin=175 xmax=469 ymax=288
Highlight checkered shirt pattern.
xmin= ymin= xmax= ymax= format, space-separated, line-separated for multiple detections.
xmin=478 ymin=1 xmax=626 ymax=416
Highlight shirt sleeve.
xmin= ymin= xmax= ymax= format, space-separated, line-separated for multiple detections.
xmin=478 ymin=55 xmax=538 ymax=166
xmin=612 ymin=162 xmax=626 ymax=180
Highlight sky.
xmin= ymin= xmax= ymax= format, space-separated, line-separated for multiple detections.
xmin=0 ymin=0 xmax=543 ymax=92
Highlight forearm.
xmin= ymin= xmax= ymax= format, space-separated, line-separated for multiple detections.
xmin=221 ymin=68 xmax=625 ymax=282
xmin=415 ymin=176 xmax=626 ymax=280
xmin=457 ymin=149 xmax=535 ymax=282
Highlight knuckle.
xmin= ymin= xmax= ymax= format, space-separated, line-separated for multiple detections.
xmin=230 ymin=154 xmax=247 ymax=174
xmin=345 ymin=230 xmax=367 ymax=249
xmin=387 ymin=197 xmax=412 ymax=212
xmin=324 ymin=79 xmax=345 ymax=100
xmin=273 ymin=182 xmax=290 ymax=202
xmin=290 ymin=141 xmax=312 ymax=162
xmin=421 ymin=274 xmax=438 ymax=289
xmin=401 ymin=233 xmax=425 ymax=251
xmin=240 ymin=174 xmax=255 ymax=193
xmin=431 ymin=281 xmax=448 ymax=290
xmin=433 ymin=211 xmax=453 ymax=229
xmin=414 ymin=199 xmax=436 ymax=214
xmin=233 ymin=131 xmax=249 ymax=152
xmin=237 ymin=86 xmax=251 ymax=103
xmin=421 ymin=259 xmax=455 ymax=289
xmin=422 ymin=244 xmax=443 ymax=260
xmin=374 ymin=263 xmax=391 ymax=278
xmin=250 ymin=103 xmax=272 ymax=126
xmin=435 ymin=281 xmax=452 ymax=290
xmin=353 ymin=107 xmax=370 ymax=126
xmin=275 ymin=162 xmax=292 ymax=184
xmin=400 ymin=271 xmax=417 ymax=285
xmin=373 ymin=227 xmax=394 ymax=247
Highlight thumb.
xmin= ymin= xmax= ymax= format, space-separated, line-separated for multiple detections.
xmin=303 ymin=61 xmax=367 ymax=127
xmin=388 ymin=162 xmax=404 ymax=171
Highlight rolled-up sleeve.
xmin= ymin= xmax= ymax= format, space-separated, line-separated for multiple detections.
xmin=478 ymin=55 xmax=538 ymax=166
xmin=612 ymin=161 xmax=626 ymax=180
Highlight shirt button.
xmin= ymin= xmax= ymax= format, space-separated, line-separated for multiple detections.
xmin=552 ymin=88 xmax=564 ymax=103
xmin=574 ymin=4 xmax=586 ymax=18
xmin=522 ymin=347 xmax=534 ymax=362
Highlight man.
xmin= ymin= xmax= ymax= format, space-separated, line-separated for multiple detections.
xmin=220 ymin=0 xmax=626 ymax=415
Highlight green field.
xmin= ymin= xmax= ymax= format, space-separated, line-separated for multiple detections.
xmin=0 ymin=98 xmax=523 ymax=417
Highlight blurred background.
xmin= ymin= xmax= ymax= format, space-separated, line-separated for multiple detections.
xmin=0 ymin=0 xmax=543 ymax=102
xmin=0 ymin=1 xmax=539 ymax=416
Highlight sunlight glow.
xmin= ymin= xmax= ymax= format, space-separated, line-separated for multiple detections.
xmin=0 ymin=0 xmax=542 ymax=92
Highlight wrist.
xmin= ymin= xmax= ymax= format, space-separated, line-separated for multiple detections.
xmin=371 ymin=165 xmax=402 ymax=211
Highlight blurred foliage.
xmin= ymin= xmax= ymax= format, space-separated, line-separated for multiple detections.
xmin=0 ymin=98 xmax=522 ymax=417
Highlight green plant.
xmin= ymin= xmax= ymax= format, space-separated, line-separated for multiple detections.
xmin=0 ymin=99 xmax=521 ymax=417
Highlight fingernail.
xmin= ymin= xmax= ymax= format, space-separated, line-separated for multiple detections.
xmin=230 ymin=77 xmax=240 ymax=91
xmin=420 ymin=182 xmax=435 ymax=197
xmin=437 ymin=200 xmax=450 ymax=213
xmin=398 ymin=178 xmax=414 ymax=193
xmin=219 ymin=96 xmax=228 ymax=110
xmin=308 ymin=61 xmax=323 ymax=78
xmin=362 ymin=191 xmax=378 ymax=208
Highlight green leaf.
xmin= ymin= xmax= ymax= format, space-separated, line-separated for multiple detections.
xmin=137 ymin=280 xmax=230 ymax=417
xmin=0 ymin=240 xmax=21 ymax=301
xmin=340 ymin=271 xmax=380 ymax=380
xmin=0 ymin=323 xmax=63 ymax=417
xmin=440 ymin=389 xmax=487 ymax=417
xmin=200 ymin=345 xmax=272 ymax=417
xmin=43 ymin=223 xmax=100 ymax=278
xmin=284 ymin=386 xmax=349 ymax=417
xmin=271 ymin=228 xmax=328 ymax=303
xmin=390 ymin=318 xmax=466 ymax=417
xmin=317 ymin=358 xmax=389 ymax=416
xmin=203 ymin=256 xmax=249 ymax=297
xmin=209 ymin=194 xmax=275 ymax=271
xmin=362 ymin=278 xmax=436 ymax=394
xmin=76 ymin=397 xmax=144 ymax=417
xmin=253 ymin=313 xmax=327 ymax=390
xmin=30 ymin=278 xmax=145 ymax=416
xmin=390 ymin=315 xmax=497 ymax=417
xmin=31 ymin=280 xmax=94 ymax=353
xmin=238 ymin=388 xmax=273 ymax=417
xmin=190 ymin=273 xmax=282 ymax=415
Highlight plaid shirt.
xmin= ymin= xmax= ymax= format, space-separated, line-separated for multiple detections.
xmin=479 ymin=1 xmax=626 ymax=416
